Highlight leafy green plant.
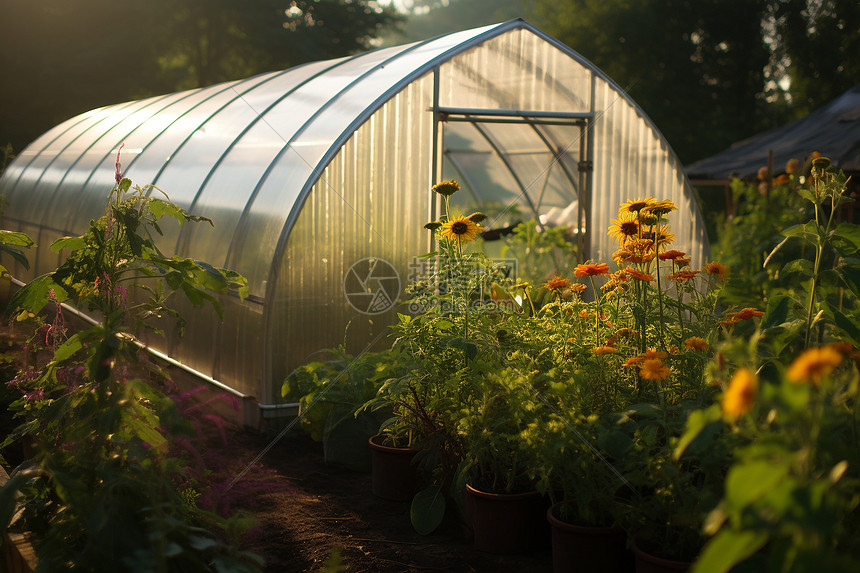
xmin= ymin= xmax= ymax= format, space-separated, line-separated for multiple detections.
xmin=0 ymin=158 xmax=259 ymax=572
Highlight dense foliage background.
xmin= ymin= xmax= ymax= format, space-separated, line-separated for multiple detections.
xmin=0 ymin=0 xmax=858 ymax=165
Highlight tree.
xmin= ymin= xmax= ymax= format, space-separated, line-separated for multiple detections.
xmin=773 ymin=0 xmax=860 ymax=116
xmin=0 ymin=0 xmax=400 ymax=152
xmin=525 ymin=0 xmax=772 ymax=165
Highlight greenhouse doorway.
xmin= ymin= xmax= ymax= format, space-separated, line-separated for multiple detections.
xmin=437 ymin=108 xmax=592 ymax=278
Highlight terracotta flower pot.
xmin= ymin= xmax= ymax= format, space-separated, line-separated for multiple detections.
xmin=631 ymin=536 xmax=691 ymax=573
xmin=465 ymin=483 xmax=548 ymax=553
xmin=368 ymin=434 xmax=422 ymax=501
xmin=546 ymin=503 xmax=632 ymax=573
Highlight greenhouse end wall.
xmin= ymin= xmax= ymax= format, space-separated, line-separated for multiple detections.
xmin=0 ymin=20 xmax=709 ymax=416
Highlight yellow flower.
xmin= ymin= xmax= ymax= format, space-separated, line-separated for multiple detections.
xmin=684 ymin=337 xmax=709 ymax=352
xmin=569 ymin=283 xmax=587 ymax=295
xmin=440 ymin=215 xmax=482 ymax=244
xmin=641 ymin=225 xmax=675 ymax=251
xmin=619 ymin=197 xmax=655 ymax=215
xmin=608 ymin=212 xmax=640 ymax=244
xmin=643 ymin=199 xmax=678 ymax=217
xmin=787 ymin=346 xmax=843 ymax=386
xmin=722 ymin=368 xmax=757 ymax=420
xmin=432 ymin=180 xmax=459 ymax=196
xmin=639 ymin=358 xmax=670 ymax=380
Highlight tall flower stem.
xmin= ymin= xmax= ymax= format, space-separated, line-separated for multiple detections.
xmin=652 ymin=224 xmax=667 ymax=349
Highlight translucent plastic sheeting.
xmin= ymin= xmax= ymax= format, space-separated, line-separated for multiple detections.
xmin=0 ymin=20 xmax=709 ymax=405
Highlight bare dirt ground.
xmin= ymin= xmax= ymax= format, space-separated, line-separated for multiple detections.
xmin=221 ymin=428 xmax=554 ymax=572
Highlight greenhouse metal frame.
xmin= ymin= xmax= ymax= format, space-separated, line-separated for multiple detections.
xmin=0 ymin=19 xmax=708 ymax=419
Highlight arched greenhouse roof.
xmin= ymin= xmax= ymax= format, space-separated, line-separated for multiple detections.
xmin=0 ymin=19 xmax=708 ymax=412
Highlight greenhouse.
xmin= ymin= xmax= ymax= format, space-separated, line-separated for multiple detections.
xmin=0 ymin=19 xmax=708 ymax=416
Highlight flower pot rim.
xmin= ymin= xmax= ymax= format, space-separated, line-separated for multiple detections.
xmin=368 ymin=433 xmax=422 ymax=453
xmin=630 ymin=534 xmax=692 ymax=568
xmin=546 ymin=502 xmax=620 ymax=534
xmin=465 ymin=482 xmax=541 ymax=500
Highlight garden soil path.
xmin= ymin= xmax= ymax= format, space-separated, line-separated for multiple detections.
xmin=223 ymin=428 xmax=554 ymax=573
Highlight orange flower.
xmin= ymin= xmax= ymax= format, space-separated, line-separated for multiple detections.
xmin=787 ymin=346 xmax=843 ymax=386
xmin=659 ymin=250 xmax=686 ymax=261
xmin=684 ymin=336 xmax=709 ymax=352
xmin=569 ymin=283 xmax=587 ymax=295
xmin=674 ymin=258 xmax=691 ymax=268
xmin=625 ymin=268 xmax=653 ymax=282
xmin=703 ymin=261 xmax=728 ymax=280
xmin=640 ymin=348 xmax=668 ymax=360
xmin=545 ymin=276 xmax=571 ymax=291
xmin=722 ymin=368 xmax=757 ymax=420
xmin=579 ymin=310 xmax=590 ymax=318
xmin=592 ymin=346 xmax=618 ymax=355
xmin=667 ymin=270 xmax=700 ymax=282
xmin=774 ymin=174 xmax=790 ymax=186
xmin=640 ymin=359 xmax=670 ymax=380
xmin=623 ymin=356 xmax=641 ymax=367
xmin=574 ymin=263 xmax=610 ymax=277
xmin=734 ymin=308 xmax=764 ymax=321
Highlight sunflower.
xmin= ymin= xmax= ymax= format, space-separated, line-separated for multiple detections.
xmin=639 ymin=358 xmax=670 ymax=380
xmin=722 ymin=368 xmax=757 ymax=420
xmin=544 ymin=276 xmax=571 ymax=291
xmin=643 ymin=199 xmax=678 ymax=217
xmin=641 ymin=225 xmax=675 ymax=251
xmin=703 ymin=261 xmax=729 ymax=280
xmin=432 ymin=180 xmax=460 ymax=196
xmin=618 ymin=197 xmax=655 ymax=215
xmin=608 ymin=212 xmax=640 ymax=244
xmin=787 ymin=346 xmax=843 ymax=386
xmin=684 ymin=336 xmax=709 ymax=352
xmin=574 ymin=262 xmax=610 ymax=277
xmin=440 ymin=215 xmax=482 ymax=244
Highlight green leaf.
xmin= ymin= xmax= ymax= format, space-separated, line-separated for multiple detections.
xmin=148 ymin=198 xmax=188 ymax=225
xmin=50 ymin=236 xmax=87 ymax=253
xmin=411 ymin=485 xmax=446 ymax=535
xmin=447 ymin=337 xmax=477 ymax=360
xmin=837 ymin=259 xmax=860 ymax=299
xmin=598 ymin=429 xmax=633 ymax=459
xmin=0 ymin=230 xmax=35 ymax=247
xmin=726 ymin=461 xmax=788 ymax=509
xmin=0 ymin=245 xmax=31 ymax=270
xmin=52 ymin=332 xmax=83 ymax=362
xmin=781 ymin=258 xmax=813 ymax=277
xmin=674 ymin=405 xmax=722 ymax=460
xmin=761 ymin=295 xmax=793 ymax=329
xmin=6 ymin=273 xmax=66 ymax=316
xmin=691 ymin=529 xmax=768 ymax=573
xmin=832 ymin=223 xmax=860 ymax=251
xmin=435 ymin=319 xmax=454 ymax=330
xmin=833 ymin=309 xmax=860 ymax=347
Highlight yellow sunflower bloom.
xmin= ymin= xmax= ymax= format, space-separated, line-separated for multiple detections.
xmin=787 ymin=346 xmax=843 ymax=386
xmin=619 ymin=197 xmax=655 ymax=215
xmin=440 ymin=216 xmax=482 ymax=244
xmin=722 ymin=368 xmax=757 ymax=420
xmin=608 ymin=212 xmax=640 ymax=244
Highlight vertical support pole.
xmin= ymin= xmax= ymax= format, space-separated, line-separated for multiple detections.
xmin=430 ymin=67 xmax=442 ymax=253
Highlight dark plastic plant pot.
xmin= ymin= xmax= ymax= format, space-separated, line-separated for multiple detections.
xmin=368 ymin=434 xmax=422 ymax=501
xmin=465 ymin=483 xmax=547 ymax=554
xmin=546 ymin=502 xmax=632 ymax=573
xmin=631 ymin=536 xmax=691 ymax=573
